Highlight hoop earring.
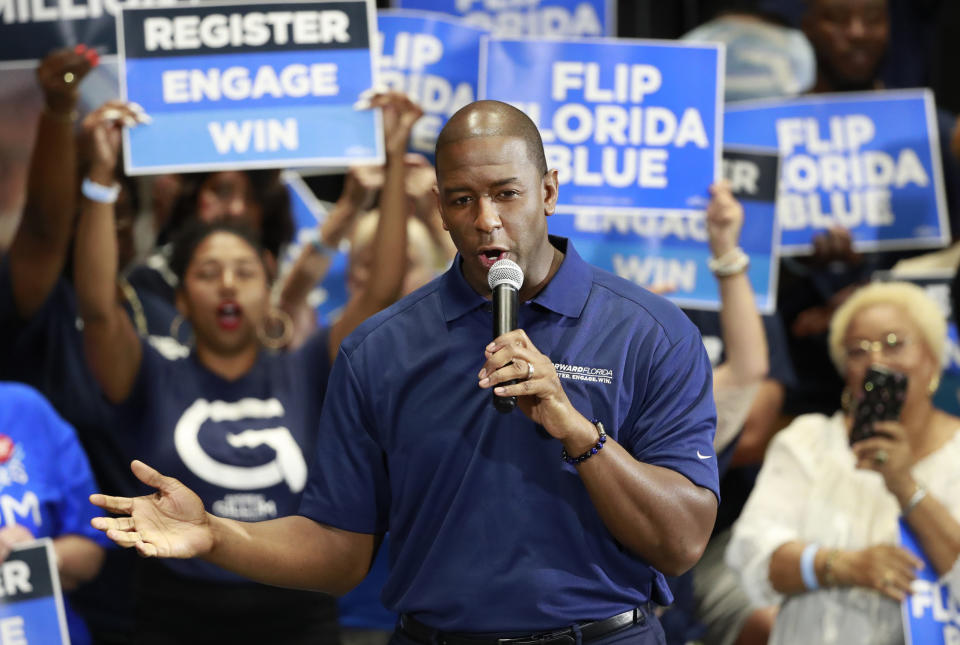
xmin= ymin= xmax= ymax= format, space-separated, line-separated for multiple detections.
xmin=929 ymin=375 xmax=941 ymax=395
xmin=258 ymin=308 xmax=293 ymax=351
xmin=169 ymin=314 xmax=194 ymax=347
xmin=840 ymin=387 xmax=853 ymax=414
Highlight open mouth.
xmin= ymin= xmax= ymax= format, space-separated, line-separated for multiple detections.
xmin=216 ymin=301 xmax=243 ymax=331
xmin=478 ymin=248 xmax=508 ymax=269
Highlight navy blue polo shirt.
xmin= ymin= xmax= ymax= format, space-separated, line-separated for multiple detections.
xmin=300 ymin=237 xmax=719 ymax=632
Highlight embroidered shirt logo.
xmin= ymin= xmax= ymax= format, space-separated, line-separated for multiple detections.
xmin=553 ymin=363 xmax=615 ymax=385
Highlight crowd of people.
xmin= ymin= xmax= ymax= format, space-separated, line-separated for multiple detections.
xmin=1 ymin=0 xmax=959 ymax=644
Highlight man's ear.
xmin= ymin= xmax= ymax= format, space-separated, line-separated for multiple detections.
xmin=433 ymin=185 xmax=449 ymax=231
xmin=542 ymin=168 xmax=560 ymax=216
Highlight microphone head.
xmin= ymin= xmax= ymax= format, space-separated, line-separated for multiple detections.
xmin=487 ymin=258 xmax=523 ymax=292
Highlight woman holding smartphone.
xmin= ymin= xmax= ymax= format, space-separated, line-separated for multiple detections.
xmin=726 ymin=281 xmax=960 ymax=645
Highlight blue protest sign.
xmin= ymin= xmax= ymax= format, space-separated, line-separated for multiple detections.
xmin=900 ymin=519 xmax=960 ymax=644
xmin=393 ymin=0 xmax=613 ymax=38
xmin=725 ymin=90 xmax=949 ymax=255
xmin=377 ymin=9 xmax=486 ymax=161
xmin=117 ymin=0 xmax=383 ymax=175
xmin=721 ymin=148 xmax=780 ymax=313
xmin=281 ymin=172 xmax=350 ymax=325
xmin=481 ymin=37 xmax=723 ymax=216
xmin=546 ymin=148 xmax=777 ymax=312
xmin=0 ymin=539 xmax=69 ymax=644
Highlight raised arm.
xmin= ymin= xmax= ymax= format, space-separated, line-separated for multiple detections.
xmin=326 ymin=92 xmax=423 ymax=356
xmin=73 ymin=102 xmax=147 ymax=403
xmin=708 ymin=182 xmax=768 ymax=391
xmin=7 ymin=47 xmax=96 ymax=318
xmin=276 ymin=163 xmax=380 ymax=348
xmin=91 ymin=460 xmax=375 ymax=595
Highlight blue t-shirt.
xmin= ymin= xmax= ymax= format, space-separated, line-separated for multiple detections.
xmin=119 ymin=329 xmax=331 ymax=582
xmin=0 ymin=382 xmax=109 ymax=645
xmin=299 ymin=237 xmax=719 ymax=632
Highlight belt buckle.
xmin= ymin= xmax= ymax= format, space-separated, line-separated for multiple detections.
xmin=499 ymin=630 xmax=575 ymax=645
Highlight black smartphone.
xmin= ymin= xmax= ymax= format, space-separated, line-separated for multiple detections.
xmin=849 ymin=365 xmax=908 ymax=445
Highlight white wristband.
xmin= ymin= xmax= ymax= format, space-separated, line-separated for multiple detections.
xmin=800 ymin=542 xmax=821 ymax=591
xmin=708 ymin=246 xmax=750 ymax=277
xmin=82 ymin=177 xmax=120 ymax=204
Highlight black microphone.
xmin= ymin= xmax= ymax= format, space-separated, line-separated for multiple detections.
xmin=487 ymin=259 xmax=524 ymax=414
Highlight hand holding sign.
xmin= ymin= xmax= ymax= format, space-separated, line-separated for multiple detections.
xmin=810 ymin=226 xmax=862 ymax=267
xmin=82 ymin=101 xmax=151 ymax=183
xmin=0 ymin=525 xmax=35 ymax=564
xmin=706 ymin=181 xmax=744 ymax=259
xmin=36 ymin=45 xmax=99 ymax=117
xmin=364 ymin=90 xmax=425 ymax=158
xmin=90 ymin=460 xmax=214 ymax=559
xmin=828 ymin=544 xmax=923 ymax=602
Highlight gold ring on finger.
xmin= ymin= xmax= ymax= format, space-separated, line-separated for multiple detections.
xmin=63 ymin=72 xmax=75 ymax=84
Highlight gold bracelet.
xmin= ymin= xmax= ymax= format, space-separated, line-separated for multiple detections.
xmin=823 ymin=549 xmax=840 ymax=587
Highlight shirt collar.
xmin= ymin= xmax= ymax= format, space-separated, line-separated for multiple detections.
xmin=439 ymin=236 xmax=592 ymax=323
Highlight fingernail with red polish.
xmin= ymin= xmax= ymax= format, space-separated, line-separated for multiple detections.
xmin=74 ymin=44 xmax=87 ymax=54
xmin=86 ymin=50 xmax=100 ymax=66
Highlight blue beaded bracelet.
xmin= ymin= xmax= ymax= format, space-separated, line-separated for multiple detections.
xmin=561 ymin=420 xmax=607 ymax=466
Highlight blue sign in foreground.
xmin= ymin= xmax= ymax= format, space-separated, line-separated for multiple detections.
xmin=481 ymin=37 xmax=723 ymax=215
xmin=393 ymin=0 xmax=613 ymax=38
xmin=0 ymin=539 xmax=69 ymax=644
xmin=377 ymin=10 xmax=487 ymax=161
xmin=725 ymin=90 xmax=949 ymax=255
xmin=117 ymin=0 xmax=383 ymax=174
xmin=900 ymin=519 xmax=960 ymax=644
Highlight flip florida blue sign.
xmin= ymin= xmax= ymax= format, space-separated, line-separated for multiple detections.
xmin=117 ymin=0 xmax=383 ymax=174
xmin=900 ymin=519 xmax=960 ymax=644
xmin=481 ymin=37 xmax=724 ymax=215
xmin=725 ymin=89 xmax=949 ymax=254
xmin=393 ymin=0 xmax=613 ymax=38
xmin=377 ymin=10 xmax=486 ymax=161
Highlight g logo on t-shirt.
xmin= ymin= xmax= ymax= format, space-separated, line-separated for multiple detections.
xmin=174 ymin=398 xmax=308 ymax=493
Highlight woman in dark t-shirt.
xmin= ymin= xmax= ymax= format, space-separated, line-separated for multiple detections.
xmin=72 ymin=93 xmax=422 ymax=644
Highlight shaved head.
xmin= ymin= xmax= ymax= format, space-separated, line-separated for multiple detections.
xmin=435 ymin=101 xmax=547 ymax=179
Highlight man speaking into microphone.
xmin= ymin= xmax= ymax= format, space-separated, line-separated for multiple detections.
xmin=91 ymin=100 xmax=724 ymax=643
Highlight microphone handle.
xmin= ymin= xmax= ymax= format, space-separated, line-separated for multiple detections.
xmin=492 ymin=284 xmax=518 ymax=413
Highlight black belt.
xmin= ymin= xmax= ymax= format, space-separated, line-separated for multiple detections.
xmin=399 ymin=607 xmax=648 ymax=645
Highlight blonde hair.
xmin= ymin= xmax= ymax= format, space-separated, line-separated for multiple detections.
xmin=828 ymin=281 xmax=947 ymax=373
